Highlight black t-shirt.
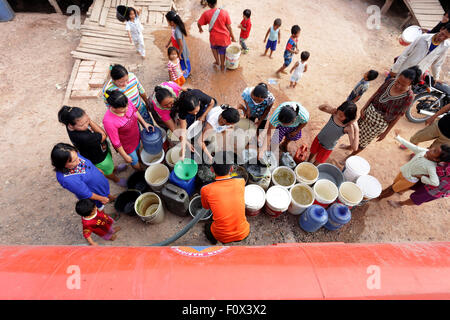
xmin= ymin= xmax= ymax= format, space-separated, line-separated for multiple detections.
xmin=438 ymin=113 xmax=450 ymax=139
xmin=67 ymin=129 xmax=109 ymax=165
xmin=178 ymin=89 xmax=215 ymax=127
xmin=429 ymin=22 xmax=444 ymax=34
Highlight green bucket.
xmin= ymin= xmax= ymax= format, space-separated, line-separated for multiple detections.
xmin=174 ymin=158 xmax=198 ymax=180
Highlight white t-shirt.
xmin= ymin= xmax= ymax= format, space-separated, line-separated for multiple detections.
xmin=206 ymin=106 xmax=232 ymax=133
xmin=125 ymin=16 xmax=144 ymax=39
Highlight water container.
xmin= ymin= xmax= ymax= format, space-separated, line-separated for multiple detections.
xmin=281 ymin=152 xmax=296 ymax=169
xmin=134 ymin=192 xmax=165 ymax=224
xmin=245 ymin=184 xmax=266 ymax=216
xmin=356 ymin=175 xmax=382 ymax=201
xmin=116 ymin=5 xmax=128 ymax=22
xmin=343 ymin=156 xmax=370 ymax=183
xmin=247 ymin=165 xmax=271 ymax=191
xmin=0 ymin=0 xmax=14 ymax=22
xmin=145 ymin=163 xmax=170 ymax=192
xmin=127 ymin=171 xmax=149 ymax=193
xmin=165 ymin=146 xmax=183 ymax=169
xmin=265 ymin=186 xmax=292 ymax=218
xmin=337 ymin=182 xmax=363 ymax=209
xmin=299 ymin=205 xmax=328 ymax=232
xmin=225 ymin=44 xmax=241 ymax=69
xmin=288 ymin=184 xmax=315 ymax=215
xmin=161 ymin=184 xmax=189 ymax=216
xmin=169 ymin=170 xmax=196 ymax=196
xmin=324 ymin=204 xmax=351 ymax=231
xmin=272 ymin=166 xmax=296 ymax=189
xmin=313 ymin=179 xmax=338 ymax=209
xmin=189 ymin=196 xmax=213 ymax=220
xmin=317 ymin=163 xmax=344 ymax=187
xmin=141 ymin=149 xmax=165 ymax=166
xmin=141 ymin=127 xmax=163 ymax=155
xmin=295 ymin=162 xmax=319 ymax=185
xmin=114 ymin=190 xmax=141 ymax=216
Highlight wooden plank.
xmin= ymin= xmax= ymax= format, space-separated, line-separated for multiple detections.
xmin=72 ymin=79 xmax=90 ymax=91
xmin=80 ymin=31 xmax=130 ymax=41
xmin=78 ymin=43 xmax=134 ymax=54
xmin=127 ymin=0 xmax=135 ymax=7
xmin=99 ymin=8 xmax=109 ymax=26
xmin=63 ymin=59 xmax=81 ymax=105
xmin=89 ymin=78 xmax=107 ymax=88
xmin=413 ymin=8 xmax=445 ymax=15
xmin=80 ymin=60 xmax=96 ymax=66
xmin=71 ymin=51 xmax=126 ymax=63
xmin=104 ymin=0 xmax=112 ymax=7
xmin=90 ymin=0 xmax=105 ymax=23
xmin=71 ymin=90 xmax=101 ymax=99
xmin=78 ymin=65 xmax=94 ymax=72
xmin=148 ymin=11 xmax=157 ymax=24
xmin=81 ymin=37 xmax=132 ymax=48
xmin=74 ymin=46 xmax=131 ymax=58
xmin=140 ymin=7 xmax=148 ymax=24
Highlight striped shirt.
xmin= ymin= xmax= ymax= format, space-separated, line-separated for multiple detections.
xmin=168 ymin=58 xmax=184 ymax=81
xmin=102 ymin=72 xmax=145 ymax=110
xmin=269 ymin=102 xmax=309 ymax=128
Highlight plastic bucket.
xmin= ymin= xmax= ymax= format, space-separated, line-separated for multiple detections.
xmin=144 ymin=163 xmax=170 ymax=192
xmin=399 ymin=25 xmax=422 ymax=46
xmin=295 ymin=162 xmax=319 ymax=185
xmin=317 ymin=163 xmax=344 ymax=187
xmin=114 ymin=190 xmax=141 ymax=216
xmin=141 ymin=149 xmax=165 ymax=166
xmin=288 ymin=184 xmax=315 ymax=215
xmin=126 ymin=171 xmax=149 ymax=193
xmin=313 ymin=179 xmax=338 ymax=209
xmin=343 ymin=156 xmax=370 ymax=182
xmin=265 ymin=186 xmax=292 ymax=218
xmin=245 ymin=184 xmax=266 ymax=216
xmin=337 ymin=181 xmax=363 ymax=208
xmin=272 ymin=166 xmax=296 ymax=189
xmin=225 ymin=44 xmax=241 ymax=70
xmin=134 ymin=192 xmax=165 ymax=224
xmin=165 ymin=146 xmax=183 ymax=169
xmin=189 ymin=196 xmax=212 ymax=220
xmin=356 ymin=175 xmax=382 ymax=201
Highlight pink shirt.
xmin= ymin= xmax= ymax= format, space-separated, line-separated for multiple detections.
xmin=103 ymin=100 xmax=140 ymax=154
xmin=152 ymin=81 xmax=183 ymax=122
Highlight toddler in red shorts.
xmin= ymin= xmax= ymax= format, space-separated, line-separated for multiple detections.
xmin=76 ymin=199 xmax=121 ymax=246
xmin=308 ymin=101 xmax=359 ymax=165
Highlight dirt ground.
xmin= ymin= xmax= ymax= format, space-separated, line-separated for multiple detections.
xmin=0 ymin=0 xmax=448 ymax=247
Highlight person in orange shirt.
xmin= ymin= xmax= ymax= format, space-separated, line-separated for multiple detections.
xmin=201 ymin=152 xmax=250 ymax=244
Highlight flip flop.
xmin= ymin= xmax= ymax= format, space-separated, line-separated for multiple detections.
xmin=399 ymin=144 xmax=407 ymax=150
xmin=115 ymin=164 xmax=128 ymax=173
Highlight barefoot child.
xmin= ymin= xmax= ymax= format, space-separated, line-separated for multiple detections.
xmin=167 ymin=47 xmax=186 ymax=86
xmin=125 ymin=7 xmax=145 ymax=58
xmin=58 ymin=106 xmax=127 ymax=187
xmin=238 ymin=9 xmax=252 ymax=54
xmin=263 ymin=19 xmax=281 ymax=58
xmin=346 ymin=70 xmax=379 ymax=103
xmin=289 ymin=51 xmax=310 ymax=88
xmin=308 ymin=101 xmax=359 ymax=165
xmin=76 ymin=199 xmax=121 ymax=246
xmin=276 ymin=25 xmax=301 ymax=76
xmin=377 ymin=135 xmax=450 ymax=201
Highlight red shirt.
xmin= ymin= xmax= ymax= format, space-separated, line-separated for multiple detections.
xmin=82 ymin=209 xmax=113 ymax=239
xmin=198 ymin=8 xmax=232 ymax=47
xmin=240 ymin=18 xmax=251 ymax=39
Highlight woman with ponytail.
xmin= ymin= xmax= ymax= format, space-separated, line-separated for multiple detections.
xmin=238 ymin=82 xmax=275 ymax=129
xmin=58 ymin=106 xmax=127 ymax=187
xmin=166 ymin=10 xmax=191 ymax=77
xmin=343 ymin=66 xmax=421 ymax=158
xmin=103 ymin=90 xmax=153 ymax=171
xmin=258 ymin=102 xmax=310 ymax=159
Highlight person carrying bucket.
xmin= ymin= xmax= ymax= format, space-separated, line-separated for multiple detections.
xmin=197 ymin=0 xmax=236 ymax=72
xmin=58 ymin=106 xmax=128 ymax=187
xmin=103 ymin=90 xmax=153 ymax=171
xmin=377 ymin=134 xmax=450 ymax=202
xmin=201 ymin=151 xmax=250 ymax=244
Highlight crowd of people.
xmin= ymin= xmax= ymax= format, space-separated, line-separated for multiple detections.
xmin=51 ymin=1 xmax=450 ymax=245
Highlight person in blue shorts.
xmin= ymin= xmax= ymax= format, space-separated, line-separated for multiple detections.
xmin=276 ymin=25 xmax=301 ymax=77
xmin=263 ymin=18 xmax=282 ymax=58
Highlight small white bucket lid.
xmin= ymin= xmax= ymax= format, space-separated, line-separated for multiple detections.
xmin=245 ymin=184 xmax=266 ymax=209
xmin=402 ymin=25 xmax=422 ymax=43
xmin=266 ymin=186 xmax=291 ymax=208
xmin=356 ymin=175 xmax=382 ymax=199
xmin=346 ymin=156 xmax=370 ymax=175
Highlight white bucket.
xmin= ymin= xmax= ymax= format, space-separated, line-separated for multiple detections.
xmin=288 ymin=183 xmax=315 ymax=215
xmin=272 ymin=166 xmax=296 ymax=189
xmin=313 ymin=179 xmax=338 ymax=208
xmin=343 ymin=156 xmax=370 ymax=182
xmin=144 ymin=163 xmax=169 ymax=192
xmin=295 ymin=162 xmax=319 ymax=185
xmin=141 ymin=149 xmax=165 ymax=166
xmin=338 ymin=181 xmax=363 ymax=208
xmin=165 ymin=146 xmax=183 ymax=169
xmin=265 ymin=186 xmax=292 ymax=218
xmin=245 ymin=184 xmax=266 ymax=216
xmin=400 ymin=25 xmax=422 ymax=46
xmin=134 ymin=192 xmax=165 ymax=224
xmin=225 ymin=44 xmax=241 ymax=70
xmin=356 ymin=175 xmax=382 ymax=200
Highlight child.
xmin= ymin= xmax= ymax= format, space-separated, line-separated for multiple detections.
xmin=347 ymin=70 xmax=379 ymax=103
xmin=58 ymin=106 xmax=127 ymax=187
xmin=76 ymin=199 xmax=121 ymax=246
xmin=199 ymin=105 xmax=241 ymax=162
xmin=238 ymin=9 xmax=252 ymax=54
xmin=377 ymin=135 xmax=450 ymax=202
xmin=167 ymin=47 xmax=186 ymax=87
xmin=307 ymin=102 xmax=359 ymax=165
xmin=263 ymin=18 xmax=282 ymax=58
xmin=103 ymin=90 xmax=153 ymax=171
xmin=238 ymin=82 xmax=276 ymax=129
xmin=276 ymin=25 xmax=301 ymax=77
xmin=166 ymin=11 xmax=191 ymax=78
xmin=201 ymin=151 xmax=250 ymax=244
xmin=289 ymin=51 xmax=310 ymax=88
xmin=125 ymin=7 xmax=145 ymax=58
